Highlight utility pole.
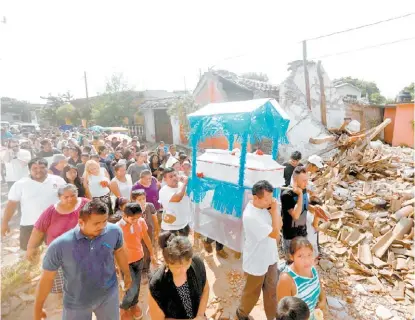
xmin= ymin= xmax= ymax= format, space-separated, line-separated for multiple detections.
xmin=317 ymin=61 xmax=327 ymax=126
xmin=83 ymin=71 xmax=90 ymax=128
xmin=303 ymin=40 xmax=312 ymax=110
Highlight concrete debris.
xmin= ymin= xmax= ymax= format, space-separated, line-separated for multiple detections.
xmin=375 ymin=305 xmax=393 ymax=319
xmin=310 ymin=119 xmax=414 ymax=313
xmin=327 ymin=296 xmax=346 ymax=311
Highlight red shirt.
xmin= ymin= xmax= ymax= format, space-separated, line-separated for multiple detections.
xmin=35 ymin=198 xmax=90 ymax=245
xmin=117 ymin=218 xmax=148 ymax=264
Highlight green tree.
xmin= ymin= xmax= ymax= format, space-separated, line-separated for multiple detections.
xmin=402 ymin=82 xmax=414 ymax=100
xmin=40 ymin=91 xmax=74 ymax=125
xmin=91 ymin=73 xmax=137 ymax=126
xmin=333 ymin=77 xmax=387 ymax=104
xmin=56 ymin=103 xmax=80 ymax=124
xmin=167 ymin=96 xmax=200 ymax=137
xmin=241 ymin=72 xmax=269 ymax=82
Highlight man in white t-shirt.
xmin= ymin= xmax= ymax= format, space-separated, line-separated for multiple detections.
xmin=1 ymin=157 xmax=66 ymax=250
xmin=236 ymin=180 xmax=282 ymax=320
xmin=3 ymin=139 xmax=31 ymax=190
xmin=158 ymin=167 xmax=191 ymax=236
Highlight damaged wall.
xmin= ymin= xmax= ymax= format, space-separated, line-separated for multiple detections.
xmin=278 ymin=61 xmax=346 ymax=160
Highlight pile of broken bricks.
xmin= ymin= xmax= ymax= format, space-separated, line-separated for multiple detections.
xmin=309 ymin=119 xmax=415 ymax=313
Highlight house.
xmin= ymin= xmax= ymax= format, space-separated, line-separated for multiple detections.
xmin=0 ymin=97 xmax=43 ymax=124
xmin=138 ymin=94 xmax=185 ymax=145
xmin=193 ymin=69 xmax=279 ymax=106
xmin=71 ymin=90 xmax=185 ymax=143
xmin=334 ymin=82 xmax=362 ymax=102
xmin=193 ymin=63 xmax=347 ymax=160
xmin=192 ymin=70 xmax=280 ymax=150
xmin=384 ymin=101 xmax=414 ymax=148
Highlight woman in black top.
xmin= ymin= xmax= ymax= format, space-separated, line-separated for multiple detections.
xmin=149 ymin=232 xmax=209 ymax=320
xmin=61 ymin=165 xmax=86 ymax=198
xmin=149 ymin=153 xmax=162 ymax=178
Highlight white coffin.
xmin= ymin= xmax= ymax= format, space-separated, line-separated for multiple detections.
xmin=196 ymin=149 xmax=285 ymax=188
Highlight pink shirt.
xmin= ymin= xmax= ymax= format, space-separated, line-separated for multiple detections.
xmin=35 ymin=198 xmax=89 ymax=245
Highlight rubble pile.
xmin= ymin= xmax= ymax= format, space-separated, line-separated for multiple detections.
xmin=310 ymin=119 xmax=415 ymax=319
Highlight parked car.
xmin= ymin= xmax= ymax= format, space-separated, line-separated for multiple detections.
xmin=0 ymin=121 xmax=10 ymax=130
xmin=9 ymin=124 xmax=20 ymax=134
xmin=20 ymin=123 xmax=40 ymax=133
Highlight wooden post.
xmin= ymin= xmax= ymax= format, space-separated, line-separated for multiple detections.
xmin=303 ymin=41 xmax=312 ymax=111
xmin=317 ymin=61 xmax=327 ymax=127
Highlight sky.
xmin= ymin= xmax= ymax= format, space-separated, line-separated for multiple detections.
xmin=1 ymin=0 xmax=414 ymax=103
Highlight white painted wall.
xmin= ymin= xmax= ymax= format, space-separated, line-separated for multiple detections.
xmin=170 ymin=115 xmax=181 ymax=145
xmin=335 ymin=84 xmax=362 ymax=100
xmin=278 ymin=61 xmax=346 ymax=160
xmin=143 ymin=109 xmax=156 ymax=143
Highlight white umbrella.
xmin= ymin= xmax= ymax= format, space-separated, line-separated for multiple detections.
xmin=108 ymin=133 xmax=131 ymax=142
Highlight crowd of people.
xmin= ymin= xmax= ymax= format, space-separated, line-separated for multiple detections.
xmin=1 ymin=127 xmax=330 ymax=320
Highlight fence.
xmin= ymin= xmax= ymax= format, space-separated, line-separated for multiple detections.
xmin=123 ymin=125 xmax=145 ymax=141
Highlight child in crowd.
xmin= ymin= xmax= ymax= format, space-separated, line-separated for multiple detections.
xmin=117 ymin=203 xmax=156 ymax=320
xmin=111 ymin=197 xmax=128 ymax=223
xmin=276 ymin=296 xmax=310 ymax=320
xmin=131 ymin=189 xmax=158 ymax=283
xmin=277 ymin=237 xmax=327 ymax=320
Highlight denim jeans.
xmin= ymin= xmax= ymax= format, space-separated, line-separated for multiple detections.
xmin=119 ymin=259 xmax=144 ymax=310
xmin=62 ymin=286 xmax=119 ymax=320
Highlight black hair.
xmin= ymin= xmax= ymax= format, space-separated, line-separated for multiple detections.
xmin=97 ymin=146 xmax=107 ymax=155
xmin=114 ymin=163 xmax=126 ymax=172
xmin=70 ymin=145 xmax=82 ymax=157
xmin=290 ymin=151 xmax=302 ymax=161
xmin=79 ymin=198 xmax=108 ymax=219
xmin=131 ymin=189 xmax=146 ymax=200
xmin=149 ymin=154 xmax=161 ymax=169
xmin=158 ymin=231 xmax=193 ymax=265
xmin=139 ymin=144 xmax=146 ymax=151
xmin=83 ymin=145 xmax=92 ymax=153
xmin=40 ymin=139 xmax=50 ymax=146
xmin=289 ymin=237 xmax=314 ymax=262
xmin=123 ymin=203 xmax=143 ymax=216
xmin=91 ymin=154 xmax=100 ymax=159
xmin=293 ymin=166 xmax=307 ymax=177
xmin=81 ymin=153 xmax=90 ymax=158
xmin=252 ymin=180 xmax=273 ymax=198
xmin=62 ymin=146 xmax=69 ymax=151
xmin=162 ymin=167 xmax=175 ymax=178
xmin=28 ymin=157 xmax=48 ymax=170
xmin=276 ymin=296 xmax=310 ymax=320
xmin=123 ymin=149 xmax=132 ymax=159
xmin=61 ymin=165 xmax=85 ymax=196
xmin=179 ymin=154 xmax=188 ymax=163
xmin=114 ymin=197 xmax=128 ymax=213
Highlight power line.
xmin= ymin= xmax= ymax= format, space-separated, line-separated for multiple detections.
xmin=310 ymin=36 xmax=415 ymax=60
xmin=303 ymin=12 xmax=415 ymax=42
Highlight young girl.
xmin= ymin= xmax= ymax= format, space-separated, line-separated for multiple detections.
xmin=110 ymin=197 xmax=128 ymax=223
xmin=277 ymin=237 xmax=327 ymax=320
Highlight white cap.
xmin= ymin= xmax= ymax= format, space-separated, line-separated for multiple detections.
xmin=308 ymin=155 xmax=324 ymax=168
xmin=165 ymin=156 xmax=178 ymax=168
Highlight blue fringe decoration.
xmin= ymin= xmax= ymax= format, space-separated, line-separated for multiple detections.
xmin=188 ymin=177 xmax=245 ymax=218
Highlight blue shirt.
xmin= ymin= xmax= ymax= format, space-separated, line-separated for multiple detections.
xmin=43 ymin=223 xmax=123 ymax=309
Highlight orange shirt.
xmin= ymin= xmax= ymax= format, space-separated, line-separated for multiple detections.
xmin=117 ymin=218 xmax=148 ymax=264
